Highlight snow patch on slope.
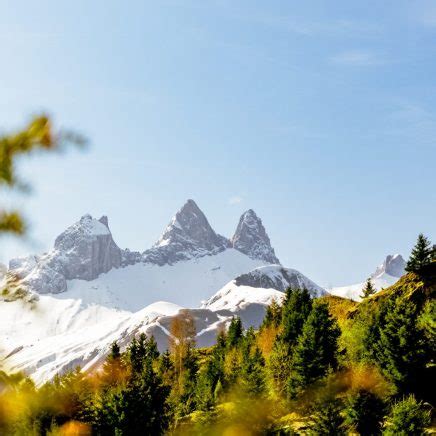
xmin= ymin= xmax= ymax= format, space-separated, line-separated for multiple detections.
xmin=329 ymin=273 xmax=399 ymax=301
xmin=329 ymin=254 xmax=405 ymax=301
xmin=203 ymin=284 xmax=285 ymax=312
xmin=58 ymin=249 xmax=266 ymax=310
xmin=202 ymin=264 xmax=325 ymax=311
xmin=0 ymin=296 xmax=184 ymax=383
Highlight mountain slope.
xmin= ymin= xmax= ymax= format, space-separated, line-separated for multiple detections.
xmin=59 ymin=249 xmax=265 ymax=310
xmin=203 ymin=265 xmax=325 ymax=312
xmin=6 ymin=200 xmax=279 ymax=309
xmin=0 ymin=296 xmax=183 ymax=382
xmin=329 ymin=254 xmax=406 ymax=301
xmin=0 ymin=265 xmax=325 ymax=383
xmin=0 ymin=200 xmax=326 ymax=383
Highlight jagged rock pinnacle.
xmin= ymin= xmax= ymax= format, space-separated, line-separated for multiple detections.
xmin=231 ymin=209 xmax=279 ymax=264
xmin=143 ymin=199 xmax=230 ymax=265
xmin=371 ymin=254 xmax=406 ymax=279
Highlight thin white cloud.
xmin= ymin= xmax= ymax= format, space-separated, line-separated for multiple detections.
xmin=330 ymin=50 xmax=384 ymax=66
xmin=228 ymin=196 xmax=243 ymax=205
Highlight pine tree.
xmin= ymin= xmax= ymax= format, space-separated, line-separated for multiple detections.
xmin=207 ymin=333 xmax=226 ymax=387
xmin=195 ymin=369 xmax=215 ymax=411
xmin=240 ymin=346 xmax=266 ymax=396
xmin=108 ymin=341 xmax=121 ymax=360
xmin=176 ymin=346 xmax=199 ymax=416
xmin=287 ymin=301 xmax=340 ymax=398
xmin=375 ymin=297 xmax=427 ymax=393
xmin=94 ymin=354 xmax=169 ymax=434
xmin=280 ymin=288 xmax=313 ymax=346
xmin=383 ymin=395 xmax=431 ymax=436
xmin=102 ymin=341 xmax=127 ymax=386
xmin=158 ymin=350 xmax=174 ymax=386
xmin=242 ymin=327 xmax=256 ymax=356
xmin=128 ymin=334 xmax=159 ymax=376
xmin=268 ymin=289 xmax=313 ymax=397
xmin=226 ymin=316 xmax=243 ymax=348
xmin=261 ymin=298 xmax=282 ymax=329
xmin=345 ymin=389 xmax=385 ymax=436
xmin=308 ymin=399 xmax=346 ymax=436
xmin=361 ymin=278 xmax=376 ymax=299
xmin=405 ymin=233 xmax=433 ymax=273
xmin=268 ymin=340 xmax=293 ymax=397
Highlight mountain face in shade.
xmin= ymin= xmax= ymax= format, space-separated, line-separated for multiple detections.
xmin=231 ymin=209 xmax=280 ymax=264
xmin=8 ymin=215 xmax=121 ymax=294
xmin=371 ymin=254 xmax=406 ymax=279
xmin=143 ymin=199 xmax=231 ymax=265
xmin=233 ymin=265 xmax=325 ymax=295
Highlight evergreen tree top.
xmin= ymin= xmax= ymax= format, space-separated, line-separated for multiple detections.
xmin=360 ymin=278 xmax=376 ymax=299
xmin=405 ymin=233 xmax=433 ymax=273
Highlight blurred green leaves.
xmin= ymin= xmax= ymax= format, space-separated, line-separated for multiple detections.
xmin=0 ymin=115 xmax=86 ymax=235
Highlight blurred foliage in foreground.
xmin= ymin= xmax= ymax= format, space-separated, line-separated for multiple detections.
xmin=0 ymin=261 xmax=434 ymax=435
xmin=0 ymin=115 xmax=85 ymax=236
xmin=0 ymin=115 xmax=85 ymax=303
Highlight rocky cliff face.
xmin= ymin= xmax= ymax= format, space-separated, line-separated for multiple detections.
xmin=371 ymin=254 xmax=406 ymax=279
xmin=53 ymin=215 xmax=121 ymax=280
xmin=143 ymin=199 xmax=230 ymax=265
xmin=8 ymin=215 xmax=121 ymax=294
xmin=234 ymin=265 xmax=324 ymax=295
xmin=231 ymin=209 xmax=279 ymax=264
xmin=6 ymin=200 xmax=281 ymax=295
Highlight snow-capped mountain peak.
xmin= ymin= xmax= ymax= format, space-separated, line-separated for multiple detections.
xmin=8 ymin=214 xmax=122 ymax=294
xmin=154 ymin=199 xmax=226 ymax=250
xmin=233 ymin=265 xmax=325 ymax=295
xmin=330 ymin=253 xmax=406 ymax=301
xmin=371 ymin=254 xmax=406 ymax=279
xmin=202 ymin=265 xmax=325 ymax=313
xmin=0 ymin=201 xmax=327 ymax=383
xmin=231 ymin=209 xmax=279 ymax=264
xmin=143 ymin=199 xmax=230 ymax=265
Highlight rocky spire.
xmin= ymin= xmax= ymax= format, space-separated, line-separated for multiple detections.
xmin=53 ymin=214 xmax=122 ymax=280
xmin=143 ymin=199 xmax=230 ymax=265
xmin=8 ymin=214 xmax=122 ymax=294
xmin=231 ymin=209 xmax=279 ymax=264
xmin=371 ymin=254 xmax=406 ymax=279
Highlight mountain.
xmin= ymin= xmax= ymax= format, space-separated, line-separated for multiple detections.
xmin=0 ymin=199 xmax=325 ymax=383
xmin=203 ymin=265 xmax=324 ymax=312
xmin=371 ymin=253 xmax=406 ymax=279
xmin=231 ymin=209 xmax=279 ymax=264
xmin=143 ymin=199 xmax=230 ymax=265
xmin=8 ymin=214 xmax=122 ymax=295
xmin=329 ymin=254 xmax=406 ymax=301
xmin=0 ymin=265 xmax=325 ymax=383
xmin=6 ymin=200 xmax=276 ymax=309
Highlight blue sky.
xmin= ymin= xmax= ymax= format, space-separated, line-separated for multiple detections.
xmin=0 ymin=0 xmax=435 ymax=286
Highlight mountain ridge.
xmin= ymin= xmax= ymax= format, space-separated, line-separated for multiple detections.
xmin=329 ymin=253 xmax=406 ymax=301
xmin=6 ymin=200 xmax=279 ymax=297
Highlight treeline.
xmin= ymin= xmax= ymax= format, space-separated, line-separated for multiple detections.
xmin=0 ymin=236 xmax=435 ymax=435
